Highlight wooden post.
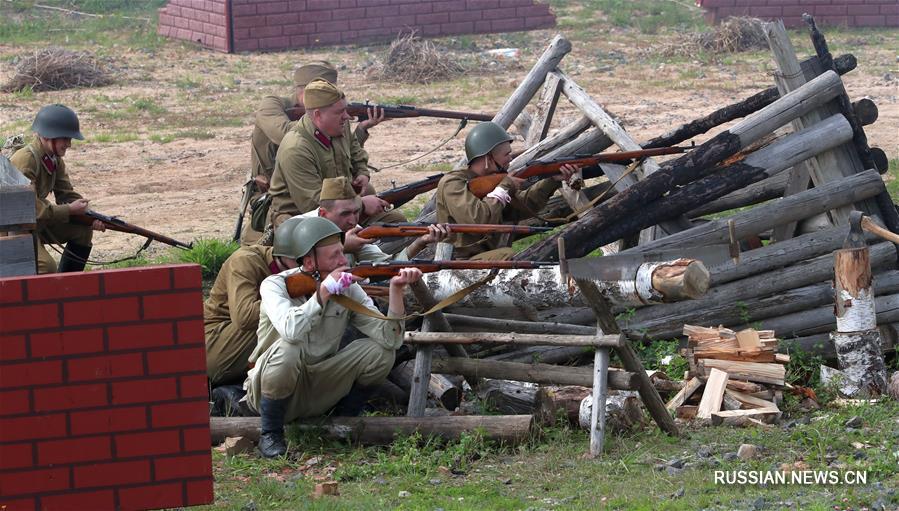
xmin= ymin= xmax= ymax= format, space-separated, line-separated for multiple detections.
xmin=492 ymin=35 xmax=571 ymax=129
xmin=525 ymin=72 xmax=563 ymax=148
xmin=830 ymin=212 xmax=888 ymax=397
xmin=590 ymin=347 xmax=610 ymax=456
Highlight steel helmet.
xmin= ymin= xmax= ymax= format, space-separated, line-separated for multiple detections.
xmin=464 ymin=121 xmax=513 ymax=164
xmin=274 ymin=216 xmax=343 ymax=261
xmin=32 ymin=104 xmax=84 ymax=140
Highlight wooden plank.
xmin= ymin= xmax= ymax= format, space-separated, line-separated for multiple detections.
xmin=407 ymin=345 xmax=433 ymax=417
xmin=724 ymin=388 xmax=779 ymax=410
xmin=665 ymin=377 xmax=703 ymax=413
xmin=404 ymin=331 xmax=621 ymax=348
xmin=711 ymin=408 xmax=780 ymax=426
xmin=0 ymin=187 xmax=36 ymax=228
xmin=0 ymin=234 xmax=36 ymax=277
xmin=701 ymin=360 xmax=785 ymax=386
xmin=697 ymin=368 xmax=729 ymax=419
xmin=735 ymin=329 xmax=762 ymax=351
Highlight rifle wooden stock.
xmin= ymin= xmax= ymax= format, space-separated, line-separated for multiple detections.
xmin=286 ymin=102 xmax=493 ymax=122
xmin=72 ymin=210 xmax=193 ymax=250
xmin=467 ymin=146 xmax=690 ymax=198
xmin=377 ymin=173 xmax=444 ymax=208
xmin=285 ymin=260 xmax=554 ymax=298
xmin=357 ymin=223 xmax=552 ymax=239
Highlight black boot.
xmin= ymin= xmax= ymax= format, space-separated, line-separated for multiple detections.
xmin=332 ymin=383 xmax=378 ymax=417
xmin=57 ymin=242 xmax=91 ymax=273
xmin=258 ymin=397 xmax=288 ymax=458
xmin=211 ymin=385 xmax=251 ymax=417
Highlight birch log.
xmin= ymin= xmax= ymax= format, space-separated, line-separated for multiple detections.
xmin=519 ymin=70 xmax=849 ymax=261
xmin=429 ymin=357 xmax=640 ymax=390
xmin=741 ymin=292 xmax=899 ymax=338
xmin=831 ymin=245 xmax=888 ymax=396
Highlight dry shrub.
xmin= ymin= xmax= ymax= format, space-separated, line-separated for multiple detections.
xmin=2 ymin=47 xmax=113 ymax=93
xmin=656 ymin=17 xmax=769 ymax=57
xmin=375 ymin=32 xmax=465 ymax=84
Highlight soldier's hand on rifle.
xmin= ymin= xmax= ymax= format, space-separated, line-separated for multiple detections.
xmin=352 ymin=174 xmax=371 ymax=194
xmin=552 ymin=164 xmax=581 ymax=184
xmin=360 ymin=194 xmax=388 ymax=218
xmin=421 ymin=223 xmax=451 ymax=245
xmin=319 ymin=266 xmax=363 ymax=303
xmin=253 ymin=174 xmax=270 ymax=193
xmin=343 ymin=226 xmax=374 ymax=254
xmin=91 ymin=220 xmax=106 ymax=232
xmin=69 ymin=198 xmax=90 ymax=215
xmin=389 ymin=267 xmax=423 ymax=288
xmin=358 ymin=106 xmax=387 ymax=131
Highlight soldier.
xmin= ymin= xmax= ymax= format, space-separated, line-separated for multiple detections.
xmin=10 ymin=104 xmax=105 ymax=273
xmin=302 ymin=176 xmax=449 ymax=265
xmin=205 ymin=216 xmax=306 ymax=391
xmin=267 ymin=79 xmax=404 ymax=231
xmin=242 ymin=61 xmax=386 ymax=244
xmin=244 ymin=217 xmax=422 ymax=457
xmin=436 ymin=122 xmax=577 ymax=260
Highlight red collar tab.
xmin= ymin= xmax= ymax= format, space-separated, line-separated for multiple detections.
xmin=313 ymin=129 xmax=332 ymax=149
xmin=41 ymin=154 xmax=57 ymax=174
xmin=269 ymin=260 xmax=280 ymax=275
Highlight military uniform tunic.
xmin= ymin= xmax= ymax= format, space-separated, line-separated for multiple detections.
xmin=243 ymin=268 xmax=403 ymax=421
xmin=435 ymin=168 xmax=560 ymax=258
xmin=10 ymin=137 xmax=92 ymax=273
xmin=204 ymin=245 xmax=276 ymax=386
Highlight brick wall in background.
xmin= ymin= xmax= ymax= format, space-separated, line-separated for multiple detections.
xmin=158 ymin=0 xmax=557 ymax=53
xmin=0 ymin=264 xmax=213 ymax=511
xmin=696 ymin=0 xmax=899 ymax=27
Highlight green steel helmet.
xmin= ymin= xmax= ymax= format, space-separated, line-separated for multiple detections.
xmin=31 ymin=104 xmax=84 ymax=140
xmin=274 ymin=216 xmax=344 ymax=261
xmin=464 ymin=121 xmax=513 ymax=164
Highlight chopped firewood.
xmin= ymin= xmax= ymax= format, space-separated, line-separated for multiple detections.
xmin=724 ymin=388 xmax=779 ymax=410
xmin=699 ymin=360 xmax=785 ymax=386
xmin=711 ymin=408 xmax=780 ymax=426
xmin=726 ymin=380 xmax=764 ymax=393
xmin=697 ymin=368 xmax=729 ymax=419
xmin=665 ymin=377 xmax=703 ymax=413
xmin=736 ymin=329 xmax=762 ymax=350
xmin=676 ymin=405 xmax=698 ymax=420
xmin=313 ymin=481 xmax=339 ymax=498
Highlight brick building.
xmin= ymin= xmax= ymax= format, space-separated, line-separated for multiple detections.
xmin=157 ymin=0 xmax=557 ymax=53
xmin=696 ymin=0 xmax=898 ymax=27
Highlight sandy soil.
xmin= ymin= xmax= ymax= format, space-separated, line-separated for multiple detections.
xmin=1 ymin=26 xmax=896 ymax=261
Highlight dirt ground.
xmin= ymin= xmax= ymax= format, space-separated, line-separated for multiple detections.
xmin=1 ymin=25 xmax=896 ymax=261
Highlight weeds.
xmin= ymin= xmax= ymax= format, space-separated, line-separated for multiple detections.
xmin=176 ymin=238 xmax=239 ymax=280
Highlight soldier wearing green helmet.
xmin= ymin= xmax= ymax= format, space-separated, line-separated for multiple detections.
xmin=10 ymin=104 xmax=106 ymax=273
xmin=436 ymin=121 xmax=578 ymax=259
xmin=204 ymin=217 xmax=306 ymax=391
xmin=243 ymin=216 xmax=422 ymax=458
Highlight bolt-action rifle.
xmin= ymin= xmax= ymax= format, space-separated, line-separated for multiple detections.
xmin=72 ymin=210 xmax=193 ymax=250
xmin=286 ymin=101 xmax=493 ymax=123
xmin=356 ymin=223 xmax=552 ymax=239
xmin=285 ymin=259 xmax=555 ymax=298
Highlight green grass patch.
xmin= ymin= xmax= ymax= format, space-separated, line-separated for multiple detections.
xmin=176 ymin=238 xmax=239 ymax=280
xmin=886 ymin=158 xmax=898 ymax=203
xmin=127 ymin=97 xmax=167 ymax=115
xmin=175 ymin=129 xmax=216 ymax=141
xmin=88 ymin=132 xmax=139 ymax=143
xmin=548 ymin=0 xmax=705 ymax=34
xmin=148 ymin=134 xmax=175 ymax=144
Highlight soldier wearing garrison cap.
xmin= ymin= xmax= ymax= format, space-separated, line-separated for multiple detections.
xmin=299 ymin=176 xmax=449 ymax=265
xmin=436 ymin=121 xmax=578 ymax=260
xmin=243 ymin=216 xmax=423 ymax=457
xmin=268 ymin=79 xmax=404 ymax=231
xmin=10 ymin=104 xmax=106 ymax=273
xmin=241 ymin=61 xmax=390 ymax=244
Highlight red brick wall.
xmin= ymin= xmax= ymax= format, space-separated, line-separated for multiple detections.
xmin=0 ymin=265 xmax=213 ymax=511
xmin=158 ymin=0 xmax=231 ymax=52
xmin=158 ymin=0 xmax=556 ymax=53
xmin=696 ymin=0 xmax=899 ymax=27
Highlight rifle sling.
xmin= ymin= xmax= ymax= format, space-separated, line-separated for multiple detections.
xmin=328 ymin=270 xmax=498 ymax=321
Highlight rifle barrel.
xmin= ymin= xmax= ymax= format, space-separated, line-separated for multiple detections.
xmin=82 ymin=211 xmax=193 ymax=250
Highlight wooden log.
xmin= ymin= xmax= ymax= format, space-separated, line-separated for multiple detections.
xmin=210 ymin=415 xmax=536 ymax=446
xmin=725 ymin=388 xmax=778 ymax=410
xmin=407 ymin=343 xmax=434 ymax=416
xmin=699 ymin=360 xmax=784 ymax=386
xmin=626 ymin=243 xmax=896 ymax=339
xmin=518 ymin=70 xmax=849 ymax=261
xmin=832 ymin=243 xmax=888 ymax=396
xmin=429 ymin=357 xmax=639 ymax=390
xmin=479 ymin=380 xmax=537 ymax=415
xmin=711 ymin=408 xmax=780 ymax=426
xmin=619 ymin=169 xmax=886 ymax=255
xmin=594 ymin=259 xmax=710 ymax=306
xmin=525 ymin=72 xmax=563 ymax=147
xmin=405 ymin=331 xmax=620 ymax=348
xmin=579 ymin=391 xmax=644 ymax=433
xmin=688 ymin=171 xmax=788 ymax=218
xmin=665 ymin=377 xmax=703 ymax=414
xmin=444 ymin=314 xmax=595 ymax=336
xmin=536 ymin=385 xmax=591 ymax=425
xmin=697 ymin=368 xmax=729 ymax=419
xmin=641 ymin=53 xmax=857 ymax=149
xmin=493 ymin=35 xmax=571 ymax=129
xmin=852 ymin=98 xmax=878 ymax=126
xmin=485 ymin=345 xmax=589 ymax=366
xmin=389 ymin=361 xmax=461 ymax=411
xmin=745 ymin=291 xmax=899 ymax=339
xmin=509 ymin=116 xmax=592 ymax=170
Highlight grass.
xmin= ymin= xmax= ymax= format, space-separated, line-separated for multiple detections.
xmin=89 ymin=237 xmax=237 ymax=283
xmin=548 ymin=0 xmax=706 ymax=34
xmin=88 ymin=132 xmax=139 ymax=143
xmin=199 ymin=400 xmax=899 ymax=510
xmin=886 ymin=158 xmax=898 ymax=203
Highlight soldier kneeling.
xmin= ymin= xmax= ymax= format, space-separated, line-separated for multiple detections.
xmin=243 ymin=217 xmax=421 ymax=457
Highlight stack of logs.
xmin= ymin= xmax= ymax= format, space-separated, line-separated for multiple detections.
xmin=667 ymin=325 xmax=789 ymax=425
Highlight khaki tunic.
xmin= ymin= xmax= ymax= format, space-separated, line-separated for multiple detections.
xmin=244 ymin=268 xmax=403 ymax=421
xmin=268 ymin=115 xmax=370 ymax=226
xmin=10 ymin=138 xmax=92 ymax=273
xmin=435 ymin=168 xmax=560 ymax=258
xmin=204 ymin=245 xmax=276 ymax=386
